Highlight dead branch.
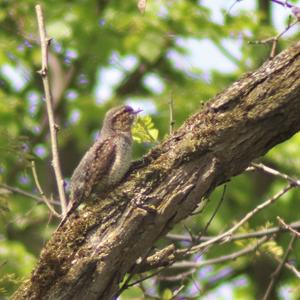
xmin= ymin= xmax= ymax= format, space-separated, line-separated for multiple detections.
xmin=35 ymin=4 xmax=67 ymax=215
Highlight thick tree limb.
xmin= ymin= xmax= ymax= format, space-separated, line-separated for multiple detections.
xmin=13 ymin=42 xmax=300 ymax=300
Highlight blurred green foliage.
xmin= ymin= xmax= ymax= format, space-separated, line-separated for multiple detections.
xmin=0 ymin=0 xmax=300 ymax=299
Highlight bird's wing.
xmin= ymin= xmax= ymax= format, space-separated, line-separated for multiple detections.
xmin=68 ymin=138 xmax=117 ymax=210
xmin=57 ymin=138 xmax=117 ymax=229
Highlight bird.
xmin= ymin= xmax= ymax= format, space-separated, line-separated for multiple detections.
xmin=58 ymin=105 xmax=140 ymax=228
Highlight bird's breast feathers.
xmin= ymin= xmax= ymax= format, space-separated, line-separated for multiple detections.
xmin=108 ymin=134 xmax=132 ymax=185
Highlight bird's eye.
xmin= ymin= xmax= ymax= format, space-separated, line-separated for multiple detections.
xmin=124 ymin=106 xmax=134 ymax=114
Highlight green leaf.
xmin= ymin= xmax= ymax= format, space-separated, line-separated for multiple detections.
xmin=132 ymin=115 xmax=159 ymax=143
xmin=162 ymin=288 xmax=173 ymax=300
xmin=261 ymin=240 xmax=283 ymax=257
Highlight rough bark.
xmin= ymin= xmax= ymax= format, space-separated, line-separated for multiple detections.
xmin=13 ymin=42 xmax=300 ymax=300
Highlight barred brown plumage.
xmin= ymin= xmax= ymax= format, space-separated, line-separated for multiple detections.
xmin=57 ymin=105 xmax=140 ymax=229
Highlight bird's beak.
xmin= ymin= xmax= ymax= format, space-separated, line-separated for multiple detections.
xmin=134 ymin=108 xmax=143 ymax=115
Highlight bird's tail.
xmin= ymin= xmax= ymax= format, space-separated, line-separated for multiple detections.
xmin=56 ymin=200 xmax=78 ymax=230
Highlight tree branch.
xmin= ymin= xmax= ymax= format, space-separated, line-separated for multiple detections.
xmin=277 ymin=216 xmax=300 ymax=237
xmin=31 ymin=161 xmax=60 ymax=217
xmin=140 ymin=184 xmax=293 ymax=272
xmin=263 ymin=233 xmax=297 ymax=300
xmin=137 ymin=235 xmax=270 ymax=274
xmin=35 ymin=4 xmax=67 ymax=215
xmin=167 ymin=220 xmax=300 ymax=244
xmin=250 ymin=162 xmax=300 ymax=186
xmin=186 ymin=185 xmax=293 ymax=254
xmin=172 ymin=236 xmax=269 ymax=270
xmin=0 ymin=183 xmax=60 ymax=206
xmin=13 ymin=42 xmax=300 ymax=300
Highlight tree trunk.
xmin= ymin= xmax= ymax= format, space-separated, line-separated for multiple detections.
xmin=13 ymin=42 xmax=300 ymax=300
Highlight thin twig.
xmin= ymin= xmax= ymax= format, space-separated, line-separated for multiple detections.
xmin=154 ymin=183 xmax=283 ymax=276
xmin=200 ymin=184 xmax=227 ymax=236
xmin=271 ymin=0 xmax=293 ymax=8
xmin=129 ymin=234 xmax=270 ymax=290
xmin=35 ymin=4 xmax=67 ymax=216
xmin=121 ymin=268 xmax=164 ymax=290
xmin=251 ymin=163 xmax=300 ymax=186
xmin=249 ymin=18 xmax=299 ymax=59
xmin=272 ymin=251 xmax=300 ymax=279
xmin=263 ymin=234 xmax=297 ymax=300
xmin=158 ymin=269 xmax=196 ymax=282
xmin=183 ymin=224 xmax=196 ymax=243
xmin=277 ymin=216 xmax=300 ymax=237
xmin=155 ymin=237 xmax=269 ymax=284
xmin=263 ymin=231 xmax=299 ymax=283
xmin=171 ymin=236 xmax=269 ymax=270
xmin=283 ymin=260 xmax=300 ymax=279
xmin=227 ymin=0 xmax=243 ymax=15
xmin=168 ymin=92 xmax=175 ymax=134
xmin=171 ymin=285 xmax=185 ymax=299
xmin=0 ymin=182 xmax=60 ymax=206
xmin=117 ymin=245 xmax=158 ymax=296
xmin=188 ymin=184 xmax=293 ymax=254
xmin=167 ymin=220 xmax=300 ymax=243
xmin=150 ymin=235 xmax=269 ymax=274
xmin=31 ymin=161 xmax=60 ymax=217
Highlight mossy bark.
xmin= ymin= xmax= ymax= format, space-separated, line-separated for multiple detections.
xmin=13 ymin=42 xmax=300 ymax=300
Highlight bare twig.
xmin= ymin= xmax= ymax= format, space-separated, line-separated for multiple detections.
xmin=227 ymin=0 xmax=243 ymax=15
xmin=228 ymin=0 xmax=294 ymax=15
xmin=138 ymin=235 xmax=270 ymax=275
xmin=183 ymin=224 xmax=196 ymax=243
xmin=121 ymin=268 xmax=164 ymax=290
xmin=162 ymin=186 xmax=218 ymax=268
xmin=286 ymin=264 xmax=300 ymax=278
xmin=117 ymin=245 xmax=159 ymax=296
xmin=172 ymin=236 xmax=269 ymax=270
xmin=168 ymin=92 xmax=175 ymax=134
xmin=0 ymin=182 xmax=60 ymax=206
xmin=277 ymin=216 xmax=300 ymax=237
xmin=271 ymin=0 xmax=293 ymax=8
xmin=31 ymin=161 xmax=60 ymax=217
xmin=200 ymin=184 xmax=227 ymax=235
xmin=171 ymin=285 xmax=185 ymax=299
xmin=251 ymin=163 xmax=300 ymax=186
xmin=263 ymin=234 xmax=297 ymax=300
xmin=134 ymin=236 xmax=267 ymax=286
xmin=167 ymin=220 xmax=300 ymax=243
xmin=154 ymin=185 xmax=295 ymax=276
xmin=273 ymin=253 xmax=300 ymax=279
xmin=249 ymin=18 xmax=299 ymax=59
xmin=188 ymin=184 xmax=293 ymax=254
xmin=35 ymin=4 xmax=67 ymax=215
xmin=158 ymin=269 xmax=196 ymax=282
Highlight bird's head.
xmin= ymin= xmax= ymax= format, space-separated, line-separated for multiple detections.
xmin=102 ymin=105 xmax=141 ymax=134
